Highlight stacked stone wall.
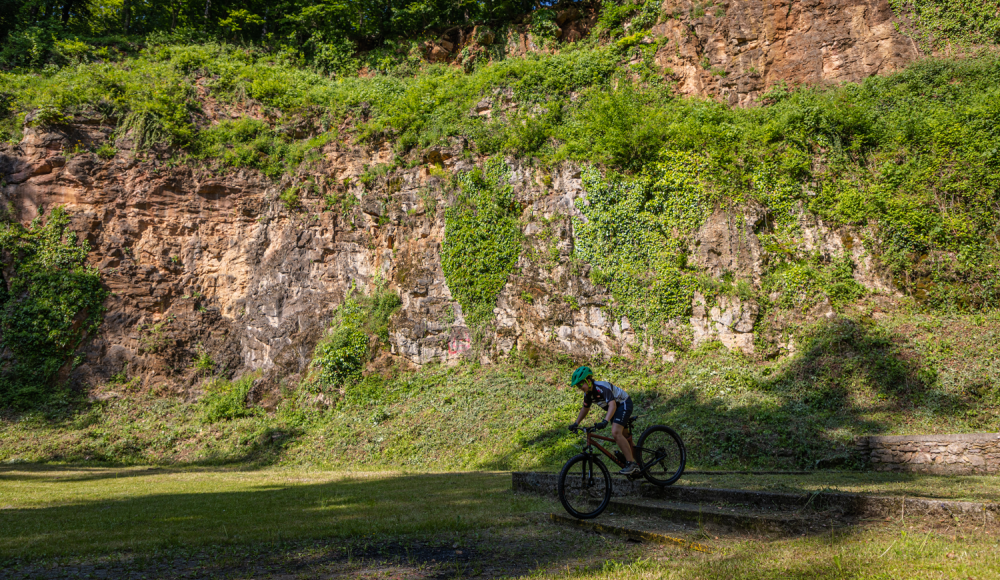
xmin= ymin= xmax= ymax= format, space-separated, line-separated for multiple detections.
xmin=855 ymin=433 xmax=1000 ymax=474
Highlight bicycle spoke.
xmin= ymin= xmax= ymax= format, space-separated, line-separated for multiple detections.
xmin=558 ymin=455 xmax=611 ymax=518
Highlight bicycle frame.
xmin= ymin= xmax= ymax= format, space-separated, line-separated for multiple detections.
xmin=580 ymin=426 xmax=668 ymax=475
xmin=583 ymin=430 xmax=635 ymax=469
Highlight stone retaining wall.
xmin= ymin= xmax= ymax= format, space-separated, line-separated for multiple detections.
xmin=855 ymin=433 xmax=1000 ymax=474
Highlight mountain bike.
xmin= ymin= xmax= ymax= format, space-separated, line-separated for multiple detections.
xmin=557 ymin=415 xmax=685 ymax=519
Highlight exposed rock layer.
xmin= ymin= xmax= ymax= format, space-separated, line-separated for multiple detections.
xmin=651 ymin=0 xmax=920 ymax=106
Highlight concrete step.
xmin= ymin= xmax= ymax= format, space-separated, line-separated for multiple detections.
xmin=641 ymin=484 xmax=821 ymax=510
xmin=605 ymin=497 xmax=822 ymax=533
xmin=547 ymin=513 xmax=714 ymax=552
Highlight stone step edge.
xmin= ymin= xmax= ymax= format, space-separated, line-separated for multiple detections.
xmin=548 ymin=513 xmax=713 ymax=553
xmin=684 ymin=470 xmax=812 ymax=475
xmin=514 ymin=472 xmax=999 ymax=521
xmin=643 ymin=485 xmax=1000 ymax=522
xmin=605 ymin=498 xmax=809 ymax=532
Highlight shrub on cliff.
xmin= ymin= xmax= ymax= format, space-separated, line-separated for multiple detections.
xmin=310 ymin=284 xmax=401 ymax=392
xmin=0 ymin=207 xmax=107 ymax=410
xmin=573 ymin=150 xmax=709 ymax=335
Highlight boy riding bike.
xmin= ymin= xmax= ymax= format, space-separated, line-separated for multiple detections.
xmin=567 ymin=366 xmax=638 ymax=475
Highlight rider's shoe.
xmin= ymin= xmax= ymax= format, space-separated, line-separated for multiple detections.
xmin=618 ymin=461 xmax=638 ymax=475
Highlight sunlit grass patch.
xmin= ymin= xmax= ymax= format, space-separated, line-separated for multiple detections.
xmin=517 ymin=525 xmax=999 ymax=580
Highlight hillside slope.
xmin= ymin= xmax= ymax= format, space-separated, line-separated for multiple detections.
xmin=1 ymin=0 xmax=999 ymax=469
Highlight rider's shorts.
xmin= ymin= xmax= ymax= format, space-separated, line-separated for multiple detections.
xmin=611 ymin=397 xmax=633 ymax=426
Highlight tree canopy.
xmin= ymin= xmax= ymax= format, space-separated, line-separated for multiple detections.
xmin=0 ymin=0 xmax=544 ymax=48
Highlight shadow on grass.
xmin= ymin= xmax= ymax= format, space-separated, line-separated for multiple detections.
xmin=0 ymin=466 xmax=557 ymax=571
xmin=0 ymin=420 xmax=305 ymax=474
xmin=487 ymin=316 xmax=973 ymax=473
xmin=0 ymin=466 xmax=918 ymax=580
xmin=0 ymin=463 xmax=269 ymax=483
xmin=644 ymin=316 xmax=971 ymax=470
xmin=484 ymin=318 xmax=970 ymax=470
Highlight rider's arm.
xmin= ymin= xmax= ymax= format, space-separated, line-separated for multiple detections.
xmin=575 ymin=405 xmax=590 ymax=424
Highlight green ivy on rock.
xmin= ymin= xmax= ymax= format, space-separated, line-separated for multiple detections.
xmin=575 ymin=150 xmax=710 ymax=333
xmin=441 ymin=159 xmax=522 ymax=329
xmin=0 ymin=207 xmax=107 ymax=410
xmin=889 ymin=0 xmax=1000 ymax=49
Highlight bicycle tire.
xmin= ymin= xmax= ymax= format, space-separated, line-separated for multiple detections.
xmin=636 ymin=425 xmax=686 ymax=487
xmin=557 ymin=453 xmax=612 ymax=519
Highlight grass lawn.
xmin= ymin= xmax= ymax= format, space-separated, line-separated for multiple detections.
xmin=1 ymin=465 xmax=998 ymax=579
xmin=0 ymin=466 xmax=555 ymax=558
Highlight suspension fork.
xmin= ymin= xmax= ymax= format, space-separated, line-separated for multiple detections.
xmin=582 ymin=436 xmax=596 ymax=483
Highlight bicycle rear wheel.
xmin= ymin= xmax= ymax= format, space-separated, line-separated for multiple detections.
xmin=636 ymin=425 xmax=686 ymax=486
xmin=557 ymin=453 xmax=612 ymax=519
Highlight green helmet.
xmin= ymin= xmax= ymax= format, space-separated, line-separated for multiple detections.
xmin=570 ymin=366 xmax=593 ymax=387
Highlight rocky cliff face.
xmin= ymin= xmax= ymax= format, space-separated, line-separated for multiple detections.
xmin=0 ymin=1 xmax=920 ymax=394
xmin=0 ymin=123 xmax=628 ymax=392
xmin=413 ymin=0 xmax=921 ymax=107
xmin=0 ymin=122 xmax=892 ymax=393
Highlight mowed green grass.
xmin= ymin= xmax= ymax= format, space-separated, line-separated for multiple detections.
xmin=1 ymin=465 xmax=999 ymax=579
xmin=547 ymin=526 xmax=1000 ymax=580
xmin=0 ymin=466 xmax=555 ymax=559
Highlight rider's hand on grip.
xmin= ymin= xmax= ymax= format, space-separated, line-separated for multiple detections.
xmin=593 ymin=420 xmax=609 ymax=430
xmin=568 ymin=422 xmax=579 ymax=433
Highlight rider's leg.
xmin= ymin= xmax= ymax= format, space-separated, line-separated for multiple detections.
xmin=625 ymin=428 xmax=636 ymax=457
xmin=612 ymin=423 xmax=635 ymax=463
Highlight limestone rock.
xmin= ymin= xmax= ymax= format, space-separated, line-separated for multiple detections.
xmin=692 ymin=208 xmax=766 ymax=284
xmin=690 ymin=292 xmax=758 ymax=354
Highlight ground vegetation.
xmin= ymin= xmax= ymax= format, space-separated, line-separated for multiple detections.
xmin=0 ymin=0 xmax=998 ymax=467
xmin=0 ymin=466 xmax=997 ymax=579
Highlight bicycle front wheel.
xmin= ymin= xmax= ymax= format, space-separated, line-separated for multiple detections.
xmin=557 ymin=453 xmax=612 ymax=519
xmin=636 ymin=425 xmax=686 ymax=486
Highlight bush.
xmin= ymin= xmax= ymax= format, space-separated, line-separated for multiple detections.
xmin=194 ymin=350 xmax=216 ymax=375
xmin=890 ymin=0 xmax=1000 ymax=49
xmin=279 ymin=187 xmax=300 ymax=209
xmin=574 ymin=151 xmax=708 ymax=331
xmin=203 ymin=375 xmax=259 ymax=422
xmin=310 ymin=284 xmax=401 ymax=389
xmin=308 ymin=34 xmax=359 ymax=77
xmin=95 ymin=142 xmax=116 ymax=159
xmin=312 ymin=325 xmax=369 ymax=388
xmin=560 ymin=85 xmax=677 ymax=171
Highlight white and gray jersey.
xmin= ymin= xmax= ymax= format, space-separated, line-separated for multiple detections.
xmin=582 ymin=380 xmax=629 ymax=410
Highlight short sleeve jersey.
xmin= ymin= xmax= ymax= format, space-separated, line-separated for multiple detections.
xmin=582 ymin=380 xmax=629 ymax=411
